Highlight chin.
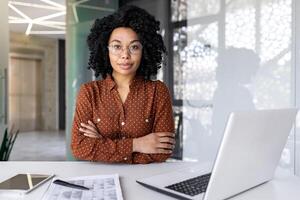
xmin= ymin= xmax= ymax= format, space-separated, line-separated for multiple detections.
xmin=116 ymin=69 xmax=137 ymax=76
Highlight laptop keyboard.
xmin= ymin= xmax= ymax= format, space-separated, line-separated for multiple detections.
xmin=165 ymin=173 xmax=211 ymax=196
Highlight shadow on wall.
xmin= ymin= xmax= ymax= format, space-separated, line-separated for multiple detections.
xmin=211 ymin=47 xmax=260 ymax=159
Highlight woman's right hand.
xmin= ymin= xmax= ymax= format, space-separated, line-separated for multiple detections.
xmin=133 ymin=132 xmax=175 ymax=154
xmin=79 ymin=120 xmax=102 ymax=138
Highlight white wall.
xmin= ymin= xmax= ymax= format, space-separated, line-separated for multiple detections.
xmin=182 ymin=0 xmax=299 ymax=174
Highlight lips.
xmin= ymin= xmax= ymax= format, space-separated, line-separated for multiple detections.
xmin=118 ymin=63 xmax=133 ymax=70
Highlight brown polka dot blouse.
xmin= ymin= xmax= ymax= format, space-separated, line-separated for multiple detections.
xmin=71 ymin=75 xmax=175 ymax=164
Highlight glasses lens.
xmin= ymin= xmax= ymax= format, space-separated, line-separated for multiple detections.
xmin=108 ymin=43 xmax=142 ymax=55
xmin=109 ymin=44 xmax=122 ymax=55
xmin=129 ymin=43 xmax=142 ymax=54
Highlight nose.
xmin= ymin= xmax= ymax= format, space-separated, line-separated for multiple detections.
xmin=120 ymin=47 xmax=130 ymax=59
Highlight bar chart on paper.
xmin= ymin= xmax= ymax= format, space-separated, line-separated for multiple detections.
xmin=42 ymin=174 xmax=123 ymax=200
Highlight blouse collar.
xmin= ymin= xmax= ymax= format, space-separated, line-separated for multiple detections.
xmin=105 ymin=74 xmax=144 ymax=91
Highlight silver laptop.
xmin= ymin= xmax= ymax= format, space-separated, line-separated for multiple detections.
xmin=136 ymin=108 xmax=298 ymax=200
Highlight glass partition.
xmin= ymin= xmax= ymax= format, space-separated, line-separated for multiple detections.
xmin=171 ymin=0 xmax=298 ymax=173
xmin=65 ymin=0 xmax=118 ymax=160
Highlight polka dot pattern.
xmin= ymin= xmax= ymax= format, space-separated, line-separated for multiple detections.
xmin=71 ymin=75 xmax=175 ymax=164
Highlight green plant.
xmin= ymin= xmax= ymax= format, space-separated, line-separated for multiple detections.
xmin=0 ymin=128 xmax=19 ymax=161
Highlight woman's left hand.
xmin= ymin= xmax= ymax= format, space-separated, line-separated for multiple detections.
xmin=79 ymin=120 xmax=102 ymax=138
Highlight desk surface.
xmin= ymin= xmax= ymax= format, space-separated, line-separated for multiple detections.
xmin=0 ymin=161 xmax=300 ymax=200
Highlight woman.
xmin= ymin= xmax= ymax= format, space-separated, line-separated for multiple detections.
xmin=71 ymin=5 xmax=175 ymax=164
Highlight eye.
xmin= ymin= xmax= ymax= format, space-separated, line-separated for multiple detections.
xmin=130 ymin=44 xmax=142 ymax=50
xmin=112 ymin=44 xmax=122 ymax=50
xmin=131 ymin=45 xmax=139 ymax=50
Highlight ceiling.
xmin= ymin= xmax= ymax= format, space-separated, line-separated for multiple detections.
xmin=8 ymin=0 xmax=117 ymax=39
xmin=9 ymin=0 xmax=66 ymax=39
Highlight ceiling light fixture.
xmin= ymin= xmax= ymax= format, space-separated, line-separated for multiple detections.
xmin=8 ymin=3 xmax=31 ymax=21
xmin=9 ymin=1 xmax=64 ymax=11
xmin=30 ymin=31 xmax=65 ymax=35
xmin=9 ymin=0 xmax=115 ymax=36
xmin=25 ymin=23 xmax=33 ymax=35
xmin=8 ymin=0 xmax=66 ymax=36
xmin=40 ymin=0 xmax=66 ymax=9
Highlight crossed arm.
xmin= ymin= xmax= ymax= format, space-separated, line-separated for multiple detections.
xmin=71 ymin=83 xmax=175 ymax=164
xmin=79 ymin=120 xmax=175 ymax=154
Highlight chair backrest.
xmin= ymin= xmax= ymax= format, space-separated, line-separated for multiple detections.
xmin=171 ymin=111 xmax=183 ymax=160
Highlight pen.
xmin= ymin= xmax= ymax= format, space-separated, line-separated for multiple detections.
xmin=53 ymin=179 xmax=90 ymax=190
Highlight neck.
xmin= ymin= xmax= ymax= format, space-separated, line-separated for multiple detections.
xmin=112 ymin=72 xmax=135 ymax=88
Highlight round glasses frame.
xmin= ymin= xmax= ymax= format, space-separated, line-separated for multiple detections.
xmin=107 ymin=43 xmax=143 ymax=55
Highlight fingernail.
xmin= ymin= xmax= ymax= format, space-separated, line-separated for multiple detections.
xmin=80 ymin=123 xmax=84 ymax=126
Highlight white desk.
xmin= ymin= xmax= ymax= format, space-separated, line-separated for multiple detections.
xmin=0 ymin=161 xmax=300 ymax=200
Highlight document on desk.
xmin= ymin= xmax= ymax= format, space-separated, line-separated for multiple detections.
xmin=42 ymin=174 xmax=123 ymax=200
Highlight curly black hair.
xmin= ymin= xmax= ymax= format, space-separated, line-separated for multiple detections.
xmin=87 ymin=5 xmax=166 ymax=80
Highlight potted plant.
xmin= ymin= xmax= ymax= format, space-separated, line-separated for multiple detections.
xmin=0 ymin=127 xmax=19 ymax=161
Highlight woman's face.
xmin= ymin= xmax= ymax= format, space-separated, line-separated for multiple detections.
xmin=108 ymin=27 xmax=142 ymax=78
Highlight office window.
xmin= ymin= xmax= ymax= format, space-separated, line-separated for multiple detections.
xmin=169 ymin=0 xmax=297 ymax=173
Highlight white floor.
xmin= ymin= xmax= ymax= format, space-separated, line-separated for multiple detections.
xmin=9 ymin=130 xmax=66 ymax=161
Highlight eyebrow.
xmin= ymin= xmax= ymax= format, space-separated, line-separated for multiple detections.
xmin=109 ymin=39 xmax=141 ymax=44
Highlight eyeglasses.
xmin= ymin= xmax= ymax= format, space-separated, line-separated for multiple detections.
xmin=107 ymin=43 xmax=143 ymax=55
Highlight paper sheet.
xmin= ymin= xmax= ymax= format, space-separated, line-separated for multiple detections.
xmin=42 ymin=174 xmax=123 ymax=200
